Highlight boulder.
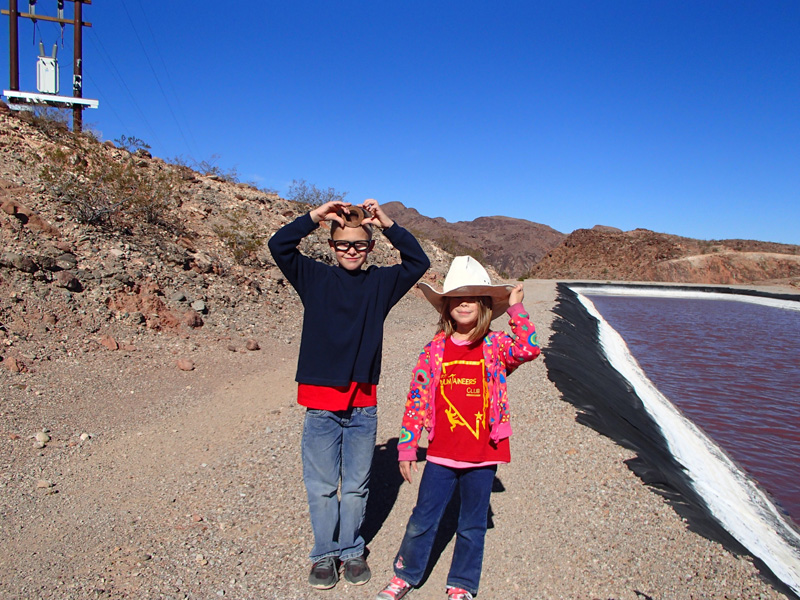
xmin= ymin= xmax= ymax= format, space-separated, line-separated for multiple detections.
xmin=55 ymin=270 xmax=82 ymax=292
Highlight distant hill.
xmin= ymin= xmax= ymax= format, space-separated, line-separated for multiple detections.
xmin=529 ymin=227 xmax=800 ymax=286
xmin=383 ymin=201 xmax=565 ymax=278
xmin=386 ymin=196 xmax=800 ymax=287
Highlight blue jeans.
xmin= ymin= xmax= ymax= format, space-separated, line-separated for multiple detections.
xmin=394 ymin=461 xmax=496 ymax=596
xmin=301 ymin=406 xmax=378 ymax=562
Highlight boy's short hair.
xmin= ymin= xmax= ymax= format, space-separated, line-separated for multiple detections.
xmin=330 ymin=220 xmax=374 ymax=239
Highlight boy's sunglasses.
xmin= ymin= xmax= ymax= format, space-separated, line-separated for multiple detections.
xmin=329 ymin=239 xmax=374 ymax=253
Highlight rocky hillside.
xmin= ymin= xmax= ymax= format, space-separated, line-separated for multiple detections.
xmin=0 ymin=105 xmax=455 ymax=371
xmin=529 ymin=227 xmax=800 ymax=287
xmin=382 ymin=201 xmax=565 ymax=278
xmin=2 ymin=100 xmax=797 ymax=377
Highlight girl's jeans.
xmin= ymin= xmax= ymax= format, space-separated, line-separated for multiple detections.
xmin=393 ymin=461 xmax=497 ymax=596
xmin=301 ymin=406 xmax=378 ymax=562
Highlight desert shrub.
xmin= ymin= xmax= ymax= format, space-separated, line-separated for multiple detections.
xmin=168 ymin=154 xmax=240 ymax=183
xmin=40 ymin=135 xmax=179 ymax=229
xmin=81 ymin=126 xmax=102 ymax=144
xmin=286 ymin=179 xmax=347 ymax=206
xmin=244 ymin=181 xmax=279 ymax=195
xmin=196 ymin=155 xmax=240 ymax=183
xmin=167 ymin=154 xmax=190 ymax=168
xmin=212 ymin=209 xmax=266 ymax=264
xmin=28 ymin=106 xmax=71 ymax=136
xmin=126 ymin=168 xmax=180 ymax=226
xmin=114 ymin=134 xmax=151 ymax=153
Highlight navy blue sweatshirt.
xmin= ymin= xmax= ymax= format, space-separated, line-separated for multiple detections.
xmin=268 ymin=213 xmax=430 ymax=387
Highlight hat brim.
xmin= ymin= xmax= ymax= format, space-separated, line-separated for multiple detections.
xmin=418 ymin=282 xmax=514 ymax=321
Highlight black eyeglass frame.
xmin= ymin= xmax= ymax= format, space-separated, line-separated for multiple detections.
xmin=329 ymin=239 xmax=375 ymax=253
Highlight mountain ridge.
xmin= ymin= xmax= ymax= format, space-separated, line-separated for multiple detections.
xmin=382 ymin=200 xmax=565 ymax=278
xmin=383 ymin=199 xmax=799 ymax=287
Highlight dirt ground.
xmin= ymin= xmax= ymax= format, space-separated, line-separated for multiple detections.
xmin=0 ymin=281 xmax=791 ymax=600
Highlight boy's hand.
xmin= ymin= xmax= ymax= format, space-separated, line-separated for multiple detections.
xmin=399 ymin=460 xmax=418 ymax=483
xmin=361 ymin=198 xmax=395 ymax=229
xmin=509 ymin=283 xmax=524 ymax=306
xmin=309 ymin=201 xmax=351 ymax=226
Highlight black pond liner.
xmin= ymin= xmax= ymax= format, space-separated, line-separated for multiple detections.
xmin=544 ymin=282 xmax=799 ymax=599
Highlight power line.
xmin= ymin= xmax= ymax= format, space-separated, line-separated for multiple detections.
xmin=133 ymin=0 xmax=199 ymax=156
xmin=119 ymin=2 xmax=195 ymax=157
xmin=86 ymin=30 xmax=164 ymax=148
xmin=83 ymin=70 xmax=134 ymax=136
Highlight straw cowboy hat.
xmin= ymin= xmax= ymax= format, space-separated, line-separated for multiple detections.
xmin=418 ymin=255 xmax=514 ymax=320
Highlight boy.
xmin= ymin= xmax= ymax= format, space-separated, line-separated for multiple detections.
xmin=268 ymin=198 xmax=430 ymax=590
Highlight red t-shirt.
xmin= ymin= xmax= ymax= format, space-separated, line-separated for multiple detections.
xmin=426 ymin=337 xmax=510 ymax=464
xmin=297 ymin=382 xmax=377 ymax=410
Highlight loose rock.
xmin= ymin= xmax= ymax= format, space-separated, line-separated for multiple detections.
xmin=99 ymin=335 xmax=119 ymax=351
xmin=176 ymin=358 xmax=195 ymax=371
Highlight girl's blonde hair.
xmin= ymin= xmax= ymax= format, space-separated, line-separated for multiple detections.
xmin=437 ymin=296 xmax=493 ymax=343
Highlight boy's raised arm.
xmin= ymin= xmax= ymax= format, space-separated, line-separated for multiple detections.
xmin=309 ymin=201 xmax=351 ymax=226
xmin=267 ymin=211 xmax=322 ymax=294
xmin=361 ymin=198 xmax=394 ymax=229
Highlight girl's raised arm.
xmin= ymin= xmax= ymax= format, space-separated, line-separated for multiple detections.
xmin=497 ymin=302 xmax=541 ymax=372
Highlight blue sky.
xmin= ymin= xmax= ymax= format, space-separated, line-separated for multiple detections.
xmin=3 ymin=1 xmax=799 ymax=244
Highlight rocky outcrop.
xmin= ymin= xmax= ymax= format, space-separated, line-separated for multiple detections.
xmin=530 ymin=228 xmax=800 ymax=286
xmin=1 ymin=195 xmax=61 ymax=237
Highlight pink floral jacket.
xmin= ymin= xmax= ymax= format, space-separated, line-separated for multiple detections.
xmin=397 ymin=304 xmax=541 ymax=462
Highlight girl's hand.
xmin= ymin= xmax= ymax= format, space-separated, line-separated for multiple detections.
xmin=399 ymin=460 xmax=418 ymax=483
xmin=361 ymin=198 xmax=395 ymax=229
xmin=509 ymin=283 xmax=524 ymax=306
xmin=309 ymin=200 xmax=351 ymax=226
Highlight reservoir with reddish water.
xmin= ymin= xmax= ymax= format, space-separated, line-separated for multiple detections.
xmin=547 ymin=284 xmax=800 ymax=597
xmin=585 ymin=293 xmax=800 ymax=525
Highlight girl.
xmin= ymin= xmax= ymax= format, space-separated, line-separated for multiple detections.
xmin=376 ymin=256 xmax=541 ymax=600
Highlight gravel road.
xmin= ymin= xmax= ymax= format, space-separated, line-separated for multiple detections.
xmin=0 ymin=280 xmax=787 ymax=599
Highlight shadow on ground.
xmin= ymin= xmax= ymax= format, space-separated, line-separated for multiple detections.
xmin=363 ymin=438 xmax=406 ymax=546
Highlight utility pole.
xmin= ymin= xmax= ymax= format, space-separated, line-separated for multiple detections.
xmin=8 ymin=0 xmax=18 ymax=91
xmin=72 ymin=0 xmax=83 ymax=130
xmin=3 ymin=0 xmax=97 ymax=131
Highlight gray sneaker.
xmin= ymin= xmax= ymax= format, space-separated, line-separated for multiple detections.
xmin=343 ymin=555 xmax=371 ymax=585
xmin=308 ymin=556 xmax=338 ymax=589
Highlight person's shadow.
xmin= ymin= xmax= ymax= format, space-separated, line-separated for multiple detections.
xmin=362 ymin=439 xmax=504 ymax=585
xmin=362 ymin=438 xmax=407 ymax=545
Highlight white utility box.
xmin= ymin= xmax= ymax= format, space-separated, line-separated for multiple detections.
xmin=37 ymin=42 xmax=60 ymax=96
xmin=37 ymin=56 xmax=59 ymax=94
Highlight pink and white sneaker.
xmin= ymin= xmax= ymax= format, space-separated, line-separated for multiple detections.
xmin=375 ymin=575 xmax=412 ymax=599
xmin=446 ymin=586 xmax=474 ymax=600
